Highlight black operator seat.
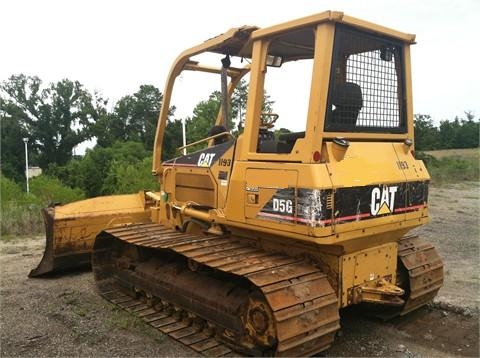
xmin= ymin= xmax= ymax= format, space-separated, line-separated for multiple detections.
xmin=277 ymin=131 xmax=305 ymax=153
xmin=331 ymin=82 xmax=363 ymax=126
xmin=208 ymin=125 xmax=229 ymax=145
xmin=257 ymin=128 xmax=276 ymax=153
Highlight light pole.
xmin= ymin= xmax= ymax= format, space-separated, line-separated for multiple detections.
xmin=23 ymin=137 xmax=29 ymax=194
xmin=182 ymin=118 xmax=187 ymax=155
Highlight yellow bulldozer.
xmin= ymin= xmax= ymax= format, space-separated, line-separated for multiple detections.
xmin=30 ymin=11 xmax=444 ymax=356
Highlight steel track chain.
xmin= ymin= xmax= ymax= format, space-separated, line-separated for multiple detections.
xmin=100 ymin=288 xmax=235 ymax=356
xmin=397 ymin=234 xmax=444 ymax=315
xmin=92 ymin=223 xmax=340 ymax=356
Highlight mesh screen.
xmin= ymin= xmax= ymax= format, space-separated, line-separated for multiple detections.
xmin=325 ymin=25 xmax=406 ymax=133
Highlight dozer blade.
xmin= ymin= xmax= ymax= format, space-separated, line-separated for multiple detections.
xmin=29 ymin=192 xmax=153 ymax=277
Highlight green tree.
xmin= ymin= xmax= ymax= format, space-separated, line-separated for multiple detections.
xmin=185 ymin=80 xmax=275 ymax=145
xmin=94 ymin=85 xmax=174 ymax=151
xmin=439 ymin=111 xmax=479 ymax=149
xmin=0 ymin=97 xmax=30 ymax=182
xmin=1 ymin=74 xmax=103 ymax=170
xmin=162 ymin=119 xmax=184 ymax=160
xmin=231 ymin=79 xmax=274 ymax=134
xmin=185 ymin=91 xmax=225 ymax=145
xmin=48 ymin=141 xmax=152 ymax=197
xmin=438 ymin=118 xmax=460 ymax=149
xmin=231 ymin=79 xmax=248 ymax=125
xmin=102 ymin=157 xmax=157 ymax=194
xmin=457 ymin=111 xmax=480 ymax=148
xmin=414 ymin=114 xmax=439 ymax=151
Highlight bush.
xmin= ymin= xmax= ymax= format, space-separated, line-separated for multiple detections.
xmin=1 ymin=174 xmax=29 ymax=203
xmin=418 ymin=153 xmax=480 ymax=184
xmin=30 ymin=175 xmax=85 ymax=205
xmin=102 ymin=157 xmax=158 ymax=194
xmin=1 ymin=175 xmax=42 ymax=235
xmin=47 ymin=141 xmax=153 ymax=197
xmin=1 ymin=175 xmax=85 ymax=236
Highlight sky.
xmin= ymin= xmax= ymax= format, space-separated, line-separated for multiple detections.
xmin=1 ymin=0 xmax=479 ymax=152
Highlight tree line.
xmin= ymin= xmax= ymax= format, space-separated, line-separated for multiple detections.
xmin=414 ymin=113 xmax=479 ymax=151
xmin=1 ymin=74 xmax=478 ymax=201
xmin=1 ymin=74 xmax=172 ymax=183
xmin=1 ymin=74 xmax=270 ymax=198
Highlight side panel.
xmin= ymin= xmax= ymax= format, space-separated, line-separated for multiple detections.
xmin=324 ymin=141 xmax=419 ymax=234
xmin=175 ymin=172 xmax=215 ymax=206
xmin=325 ymin=142 xmax=406 ymax=190
xmin=162 ymin=140 xmax=235 ymax=208
xmin=228 ymin=162 xmax=334 ymax=237
xmin=245 ymin=168 xmax=298 ymax=227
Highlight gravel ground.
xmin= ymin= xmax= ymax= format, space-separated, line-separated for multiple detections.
xmin=1 ymin=182 xmax=478 ymax=357
xmin=412 ymin=181 xmax=479 ymax=310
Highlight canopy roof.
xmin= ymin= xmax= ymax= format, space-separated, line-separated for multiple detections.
xmin=187 ymin=10 xmax=415 ymax=64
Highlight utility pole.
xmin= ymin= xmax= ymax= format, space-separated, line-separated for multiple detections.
xmin=182 ymin=118 xmax=187 ymax=155
xmin=23 ymin=137 xmax=29 ymax=194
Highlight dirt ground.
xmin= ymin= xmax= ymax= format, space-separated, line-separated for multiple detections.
xmin=1 ymin=182 xmax=478 ymax=357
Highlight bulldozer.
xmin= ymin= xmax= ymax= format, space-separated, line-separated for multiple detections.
xmin=30 ymin=11 xmax=444 ymax=356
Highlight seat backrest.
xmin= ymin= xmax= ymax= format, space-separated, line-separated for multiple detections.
xmin=208 ymin=125 xmax=228 ymax=145
xmin=257 ymin=129 xmax=276 ymax=152
xmin=331 ymin=82 xmax=363 ymax=125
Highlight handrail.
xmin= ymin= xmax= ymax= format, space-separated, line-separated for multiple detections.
xmin=176 ymin=131 xmax=234 ymax=152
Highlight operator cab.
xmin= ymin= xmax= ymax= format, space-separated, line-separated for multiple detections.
xmin=242 ymin=20 xmax=409 ymax=164
xmin=153 ymin=11 xmax=415 ymax=171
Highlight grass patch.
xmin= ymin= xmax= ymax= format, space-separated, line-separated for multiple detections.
xmin=63 ymin=295 xmax=80 ymax=306
xmin=107 ymin=305 xmax=164 ymax=341
xmin=60 ymin=291 xmax=91 ymax=318
xmin=1 ymin=201 xmax=44 ymax=236
xmin=0 ymin=234 xmax=18 ymax=243
xmin=72 ymin=306 xmax=89 ymax=317
xmin=425 ymin=148 xmax=479 ymax=159
xmin=1 ymin=174 xmax=84 ymax=236
xmin=417 ymin=151 xmax=479 ymax=185
xmin=108 ymin=306 xmax=146 ymax=330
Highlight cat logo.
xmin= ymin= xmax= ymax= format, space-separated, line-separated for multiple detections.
xmin=197 ymin=153 xmax=216 ymax=167
xmin=370 ymin=185 xmax=398 ymax=216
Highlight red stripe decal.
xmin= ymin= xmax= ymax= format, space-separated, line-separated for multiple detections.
xmin=334 ymin=212 xmax=371 ymax=222
xmin=394 ymin=204 xmax=425 ymax=213
xmin=257 ymin=212 xmax=331 ymax=225
xmin=162 ymin=163 xmax=198 ymax=167
xmin=257 ymin=204 xmax=426 ymax=226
